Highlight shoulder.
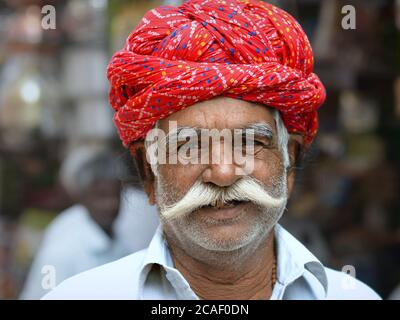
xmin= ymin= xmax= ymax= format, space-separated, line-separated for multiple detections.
xmin=44 ymin=205 xmax=88 ymax=238
xmin=42 ymin=249 xmax=147 ymax=300
xmin=324 ymin=267 xmax=381 ymax=300
xmin=35 ymin=206 xmax=90 ymax=258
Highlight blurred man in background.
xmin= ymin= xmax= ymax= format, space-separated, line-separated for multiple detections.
xmin=20 ymin=147 xmax=158 ymax=299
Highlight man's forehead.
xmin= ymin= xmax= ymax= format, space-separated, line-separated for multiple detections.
xmin=158 ymin=97 xmax=276 ymax=132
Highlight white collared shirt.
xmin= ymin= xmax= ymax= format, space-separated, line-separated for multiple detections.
xmin=42 ymin=224 xmax=381 ymax=300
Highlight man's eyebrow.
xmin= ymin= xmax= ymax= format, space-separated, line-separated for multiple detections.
xmin=165 ymin=122 xmax=274 ymax=143
xmin=163 ymin=122 xmax=274 ymax=146
xmin=164 ymin=126 xmax=201 ymax=146
xmin=239 ymin=122 xmax=274 ymax=138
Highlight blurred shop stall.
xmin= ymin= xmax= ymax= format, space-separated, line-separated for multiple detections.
xmin=0 ymin=0 xmax=113 ymax=299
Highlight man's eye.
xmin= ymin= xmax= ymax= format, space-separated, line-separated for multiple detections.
xmin=177 ymin=140 xmax=200 ymax=151
xmin=242 ymin=138 xmax=272 ymax=148
xmin=254 ymin=140 xmax=266 ymax=146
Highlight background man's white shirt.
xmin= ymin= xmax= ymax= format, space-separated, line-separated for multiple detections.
xmin=20 ymin=188 xmax=159 ymax=299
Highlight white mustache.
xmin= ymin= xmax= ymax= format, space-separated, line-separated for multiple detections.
xmin=160 ymin=176 xmax=287 ymax=220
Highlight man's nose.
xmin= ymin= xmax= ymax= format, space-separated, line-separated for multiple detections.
xmin=201 ymin=143 xmax=241 ymax=187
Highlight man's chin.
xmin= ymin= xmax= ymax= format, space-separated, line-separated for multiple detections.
xmin=182 ymin=215 xmax=267 ymax=252
xmin=190 ymin=227 xmax=265 ymax=252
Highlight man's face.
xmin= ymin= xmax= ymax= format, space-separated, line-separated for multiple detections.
xmin=149 ymin=97 xmax=291 ymax=256
xmin=82 ymin=179 xmax=121 ymax=232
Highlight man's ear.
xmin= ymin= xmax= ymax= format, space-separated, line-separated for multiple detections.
xmin=286 ymin=134 xmax=303 ymax=196
xmin=129 ymin=141 xmax=156 ymax=205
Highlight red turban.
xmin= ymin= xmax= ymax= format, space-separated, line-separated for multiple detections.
xmin=107 ymin=0 xmax=326 ymax=148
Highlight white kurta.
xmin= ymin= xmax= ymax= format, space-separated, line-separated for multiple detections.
xmin=41 ymin=224 xmax=381 ymax=300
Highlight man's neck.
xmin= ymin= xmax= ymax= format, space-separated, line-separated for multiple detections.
xmin=168 ymin=231 xmax=276 ymax=300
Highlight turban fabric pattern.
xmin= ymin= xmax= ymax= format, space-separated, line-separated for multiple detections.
xmin=107 ymin=0 xmax=326 ymax=148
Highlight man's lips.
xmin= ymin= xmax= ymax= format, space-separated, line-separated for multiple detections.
xmin=195 ymin=200 xmax=250 ymax=221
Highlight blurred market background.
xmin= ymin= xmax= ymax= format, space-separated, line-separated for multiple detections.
xmin=0 ymin=0 xmax=399 ymax=299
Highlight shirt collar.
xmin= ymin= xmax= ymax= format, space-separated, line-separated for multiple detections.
xmin=142 ymin=225 xmax=173 ymax=268
xmin=140 ymin=223 xmax=328 ymax=298
xmin=274 ymin=224 xmax=328 ymax=297
xmin=140 ymin=226 xmax=197 ymax=299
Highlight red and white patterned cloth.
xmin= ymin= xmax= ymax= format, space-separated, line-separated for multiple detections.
xmin=107 ymin=0 xmax=326 ymax=148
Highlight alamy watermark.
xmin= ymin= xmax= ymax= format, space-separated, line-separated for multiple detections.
xmin=41 ymin=265 xmax=56 ymax=290
xmin=41 ymin=5 xmax=56 ymax=30
xmin=341 ymin=264 xmax=357 ymax=290
xmin=341 ymin=5 xmax=356 ymax=30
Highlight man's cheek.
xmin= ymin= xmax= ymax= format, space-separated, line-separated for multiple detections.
xmin=160 ymin=164 xmax=200 ymax=189
xmin=251 ymin=160 xmax=283 ymax=185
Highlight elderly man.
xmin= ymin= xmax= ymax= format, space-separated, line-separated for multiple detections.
xmin=43 ymin=0 xmax=380 ymax=299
